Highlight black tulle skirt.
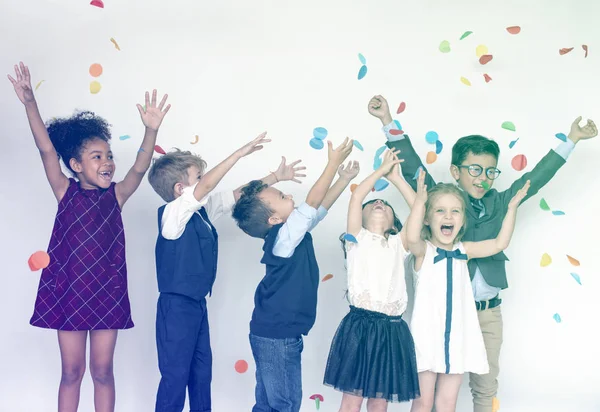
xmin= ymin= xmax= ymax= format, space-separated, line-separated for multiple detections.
xmin=323 ymin=306 xmax=420 ymax=402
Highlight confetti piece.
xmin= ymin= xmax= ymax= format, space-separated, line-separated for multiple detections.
xmin=344 ymin=233 xmax=358 ymax=243
xmin=234 ymin=360 xmax=248 ymax=373
xmin=110 ymin=37 xmax=121 ymax=51
xmin=511 ymin=154 xmax=527 ymax=171
xmin=310 ymin=394 xmax=324 ymax=410
xmin=439 ymin=40 xmax=451 ymax=53
xmin=322 ymin=274 xmax=333 ymax=282
xmin=313 ymin=127 xmax=328 ymax=140
xmin=540 ymin=253 xmax=552 ymax=267
xmin=460 ymin=31 xmax=473 ymax=40
xmin=479 ymin=54 xmax=493 ymax=65
xmin=570 ymin=273 xmax=582 ymax=285
xmin=435 ymin=139 xmax=443 ymax=154
xmin=28 ymin=251 xmax=50 ymax=271
xmin=350 ymin=184 xmax=357 ymax=193
xmin=35 ymin=80 xmax=45 ymax=91
xmin=476 ymin=45 xmax=488 ymax=58
xmin=460 ymin=77 xmax=471 ymax=86
xmin=374 ymin=179 xmax=389 ymax=191
xmin=501 ymin=121 xmax=516 ymax=131
xmin=154 ymin=145 xmax=166 ymax=155
xmin=393 ymin=120 xmax=402 ymax=130
xmin=358 ymin=65 xmax=368 ymax=80
xmin=373 ymin=145 xmax=387 ymax=170
xmin=553 ymin=313 xmax=562 ymax=323
xmin=539 ymin=198 xmax=550 ymax=211
xmin=191 ymin=135 xmax=199 ymax=144
xmin=119 ymin=135 xmax=130 ymax=141
xmin=389 ymin=129 xmax=404 ymax=136
xmin=358 ymin=53 xmax=366 ymax=65
xmin=89 ymin=81 xmax=102 ymax=94
xmin=397 ymin=102 xmax=406 ymax=114
xmin=426 ymin=151 xmax=437 ymax=164
xmin=353 ymin=140 xmax=364 ymax=151
xmin=559 ymin=47 xmax=574 ymax=55
xmin=425 ymin=131 xmax=439 ymax=144
xmin=413 ymin=166 xmax=423 ymax=180
xmin=89 ymin=63 xmax=103 ymax=77
xmin=483 ymin=73 xmax=492 ymax=83
xmin=566 ymin=255 xmax=580 ymax=266
xmin=309 ymin=138 xmax=324 ymax=150
xmin=481 ymin=181 xmax=490 ymax=190
xmin=506 ymin=26 xmax=521 ymax=34
xmin=552 ymin=210 xmax=565 ymax=216
xmin=555 ymin=133 xmax=567 ymax=142
xmin=90 ymin=0 xmax=104 ymax=8
xmin=509 ymin=138 xmax=519 ymax=148
xmin=582 ymin=44 xmax=588 ymax=58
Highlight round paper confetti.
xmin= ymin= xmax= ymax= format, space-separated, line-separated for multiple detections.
xmin=191 ymin=135 xmax=199 ymax=144
xmin=234 ymin=360 xmax=248 ymax=373
xmin=343 ymin=233 xmax=358 ymax=243
xmin=582 ymin=45 xmax=588 ymax=58
xmin=397 ymin=102 xmax=406 ymax=114
xmin=479 ymin=54 xmax=493 ymax=65
xmin=413 ymin=166 xmax=423 ymax=181
xmin=553 ymin=313 xmax=562 ymax=323
xmin=357 ymin=65 xmax=368 ymax=80
xmin=551 ymin=210 xmax=565 ymax=216
xmin=90 ymin=0 xmax=104 ymax=8
xmin=511 ymin=154 xmax=527 ymax=171
xmin=309 ymin=138 xmax=324 ymax=150
xmin=483 ymin=73 xmax=492 ymax=83
xmin=509 ymin=138 xmax=519 ymax=149
xmin=389 ymin=129 xmax=404 ymax=136
xmin=119 ymin=135 xmax=131 ymax=141
xmin=393 ymin=120 xmax=402 ymax=130
xmin=460 ymin=31 xmax=473 ymax=40
xmin=559 ymin=47 xmax=574 ymax=55
xmin=539 ymin=198 xmax=550 ymax=211
xmin=435 ymin=140 xmax=443 ymax=154
xmin=501 ymin=121 xmax=516 ymax=131
xmin=540 ymin=253 xmax=552 ymax=267
xmin=374 ymin=179 xmax=389 ymax=191
xmin=566 ymin=255 xmax=580 ymax=266
xmin=506 ymin=26 xmax=521 ymax=34
xmin=154 ymin=145 xmax=166 ymax=155
xmin=350 ymin=183 xmax=357 ymax=193
xmin=460 ymin=77 xmax=471 ymax=86
xmin=28 ymin=251 xmax=50 ymax=271
xmin=476 ymin=45 xmax=488 ymax=58
xmin=570 ymin=273 xmax=582 ymax=285
xmin=481 ymin=181 xmax=490 ymax=190
xmin=35 ymin=80 xmax=45 ymax=91
xmin=439 ymin=40 xmax=451 ymax=53
xmin=313 ymin=127 xmax=328 ymax=140
xmin=555 ymin=133 xmax=567 ymax=142
xmin=89 ymin=63 xmax=103 ymax=77
xmin=426 ymin=151 xmax=437 ymax=164
xmin=322 ymin=274 xmax=333 ymax=282
xmin=425 ymin=131 xmax=439 ymax=144
xmin=353 ymin=140 xmax=364 ymax=151
xmin=358 ymin=53 xmax=366 ymax=65
xmin=373 ymin=145 xmax=386 ymax=170
xmin=89 ymin=81 xmax=102 ymax=94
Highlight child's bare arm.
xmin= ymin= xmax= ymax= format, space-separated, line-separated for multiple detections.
xmin=8 ymin=62 xmax=69 ymax=201
xmin=321 ymin=161 xmax=360 ymax=210
xmin=405 ymin=170 xmax=428 ymax=257
xmin=233 ymin=157 xmax=305 ymax=201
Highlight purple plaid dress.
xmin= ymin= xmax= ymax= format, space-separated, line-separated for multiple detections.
xmin=30 ymin=178 xmax=134 ymax=331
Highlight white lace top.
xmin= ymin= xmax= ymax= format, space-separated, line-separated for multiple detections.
xmin=345 ymin=228 xmax=409 ymax=316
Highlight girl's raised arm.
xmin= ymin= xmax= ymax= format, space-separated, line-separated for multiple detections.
xmin=405 ymin=170 xmax=428 ymax=257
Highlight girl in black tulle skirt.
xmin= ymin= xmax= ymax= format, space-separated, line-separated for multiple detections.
xmin=324 ymin=150 xmax=420 ymax=411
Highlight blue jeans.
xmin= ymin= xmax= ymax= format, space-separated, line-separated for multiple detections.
xmin=249 ymin=334 xmax=303 ymax=412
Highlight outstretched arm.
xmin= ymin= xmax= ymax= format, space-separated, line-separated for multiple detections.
xmin=8 ymin=62 xmax=69 ymax=201
xmin=405 ymin=170 xmax=428 ymax=257
xmin=321 ymin=161 xmax=360 ymax=210
xmin=233 ymin=156 xmax=306 ymax=201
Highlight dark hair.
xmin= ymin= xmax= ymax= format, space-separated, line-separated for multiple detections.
xmin=339 ymin=199 xmax=403 ymax=259
xmin=451 ymin=135 xmax=500 ymax=166
xmin=46 ymin=111 xmax=112 ymax=176
xmin=232 ymin=180 xmax=273 ymax=239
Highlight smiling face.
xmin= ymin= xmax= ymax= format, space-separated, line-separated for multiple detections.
xmin=362 ymin=199 xmax=396 ymax=235
xmin=451 ymin=152 xmax=499 ymax=199
xmin=424 ymin=192 xmax=465 ymax=248
xmin=70 ymin=138 xmax=115 ymax=189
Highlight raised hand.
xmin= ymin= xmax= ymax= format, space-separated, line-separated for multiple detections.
xmin=236 ymin=132 xmax=272 ymax=158
xmin=368 ymin=95 xmax=391 ymax=120
xmin=338 ymin=160 xmax=360 ymax=180
xmin=415 ymin=169 xmax=428 ymax=203
xmin=137 ymin=90 xmax=171 ymax=131
xmin=7 ymin=62 xmax=35 ymax=104
xmin=273 ymin=157 xmax=306 ymax=183
xmin=569 ymin=117 xmax=598 ymax=143
xmin=378 ymin=149 xmax=401 ymax=174
xmin=327 ymin=137 xmax=354 ymax=165
xmin=508 ymin=180 xmax=530 ymax=209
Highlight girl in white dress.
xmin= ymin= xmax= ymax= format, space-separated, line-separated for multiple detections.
xmin=407 ymin=170 xmax=530 ymax=412
xmin=324 ymin=149 xmax=420 ymax=412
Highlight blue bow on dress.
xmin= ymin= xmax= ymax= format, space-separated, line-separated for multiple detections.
xmin=434 ymin=247 xmax=468 ymax=263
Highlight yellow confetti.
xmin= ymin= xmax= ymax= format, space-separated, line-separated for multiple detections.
xmin=540 ymin=253 xmax=552 ymax=267
xmin=460 ymin=77 xmax=471 ymax=86
xmin=90 ymin=81 xmax=102 ymax=94
xmin=476 ymin=44 xmax=489 ymax=58
xmin=110 ymin=37 xmax=121 ymax=51
xmin=191 ymin=135 xmax=199 ymax=144
xmin=34 ymin=80 xmax=45 ymax=91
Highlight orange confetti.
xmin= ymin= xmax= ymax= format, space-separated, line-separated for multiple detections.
xmin=506 ymin=26 xmax=521 ymax=34
xmin=350 ymin=184 xmax=358 ymax=193
xmin=426 ymin=151 xmax=437 ymax=164
xmin=110 ymin=37 xmax=121 ymax=51
xmin=559 ymin=47 xmax=574 ymax=55
xmin=191 ymin=135 xmax=199 ymax=144
xmin=28 ymin=251 xmax=50 ymax=271
xmin=566 ymin=255 xmax=580 ymax=266
xmin=483 ymin=73 xmax=492 ymax=83
xmin=89 ymin=63 xmax=103 ymax=77
xmin=479 ymin=55 xmax=493 ymax=65
xmin=234 ymin=360 xmax=248 ymax=373
xmin=322 ymin=274 xmax=334 ymax=282
xmin=511 ymin=154 xmax=527 ymax=171
xmin=397 ymin=102 xmax=406 ymax=114
xmin=492 ymin=397 xmax=500 ymax=412
xmin=582 ymin=45 xmax=588 ymax=58
xmin=540 ymin=253 xmax=552 ymax=267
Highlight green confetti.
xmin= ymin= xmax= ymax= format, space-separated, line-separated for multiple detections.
xmin=501 ymin=121 xmax=516 ymax=131
xmin=539 ymin=198 xmax=550 ymax=211
xmin=460 ymin=31 xmax=473 ymax=40
xmin=481 ymin=181 xmax=490 ymax=190
xmin=439 ymin=40 xmax=451 ymax=53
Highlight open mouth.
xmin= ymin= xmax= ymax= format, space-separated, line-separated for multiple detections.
xmin=99 ymin=170 xmax=113 ymax=180
xmin=440 ymin=224 xmax=454 ymax=236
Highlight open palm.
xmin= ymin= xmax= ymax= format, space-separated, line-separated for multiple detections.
xmin=7 ymin=62 xmax=35 ymax=104
xmin=137 ymin=89 xmax=171 ymax=131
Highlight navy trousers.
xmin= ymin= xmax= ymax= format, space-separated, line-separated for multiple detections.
xmin=155 ymin=293 xmax=212 ymax=412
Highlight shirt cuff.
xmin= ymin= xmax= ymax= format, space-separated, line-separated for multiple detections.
xmin=382 ymin=121 xmax=405 ymax=142
xmin=182 ymin=182 xmax=209 ymax=209
xmin=553 ymin=138 xmax=576 ymax=161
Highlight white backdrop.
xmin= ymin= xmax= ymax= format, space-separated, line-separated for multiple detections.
xmin=1 ymin=0 xmax=600 ymax=411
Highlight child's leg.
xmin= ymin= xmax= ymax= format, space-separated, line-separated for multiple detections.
xmin=188 ymin=301 xmax=212 ymax=412
xmin=249 ymin=334 xmax=303 ymax=412
xmin=433 ymin=374 xmax=463 ymax=412
xmin=410 ymin=371 xmax=437 ymax=412
xmin=339 ymin=393 xmax=363 ymax=412
xmin=89 ymin=329 xmax=119 ymax=412
xmin=57 ymin=330 xmax=88 ymax=412
xmin=366 ymin=397 xmax=388 ymax=412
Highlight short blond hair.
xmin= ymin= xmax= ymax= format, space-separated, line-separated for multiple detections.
xmin=148 ymin=149 xmax=207 ymax=202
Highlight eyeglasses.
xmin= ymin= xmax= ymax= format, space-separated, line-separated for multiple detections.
xmin=456 ymin=164 xmax=502 ymax=180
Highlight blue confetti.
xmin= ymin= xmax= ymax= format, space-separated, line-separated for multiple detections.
xmin=509 ymin=138 xmax=519 ymax=149
xmin=358 ymin=53 xmax=367 ymax=65
xmin=552 ymin=210 xmax=565 ymax=216
xmin=309 ymin=138 xmax=324 ymax=150
xmin=394 ymin=119 xmax=402 ymax=130
xmin=413 ymin=166 xmax=424 ymax=180
xmin=358 ymin=65 xmax=368 ymax=80
xmin=119 ymin=135 xmax=131 ymax=141
xmin=425 ymin=131 xmax=439 ymax=144
xmin=373 ymin=145 xmax=387 ymax=170
xmin=555 ymin=133 xmax=567 ymax=142
xmin=435 ymin=139 xmax=443 ymax=154
xmin=313 ymin=127 xmax=328 ymax=140
xmin=343 ymin=233 xmax=358 ymax=243
xmin=570 ymin=273 xmax=582 ymax=285
xmin=353 ymin=140 xmax=364 ymax=151
xmin=553 ymin=313 xmax=562 ymax=323
xmin=374 ymin=178 xmax=389 ymax=191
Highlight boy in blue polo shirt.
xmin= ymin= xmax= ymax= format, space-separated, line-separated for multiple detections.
xmin=232 ymin=138 xmax=358 ymax=412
